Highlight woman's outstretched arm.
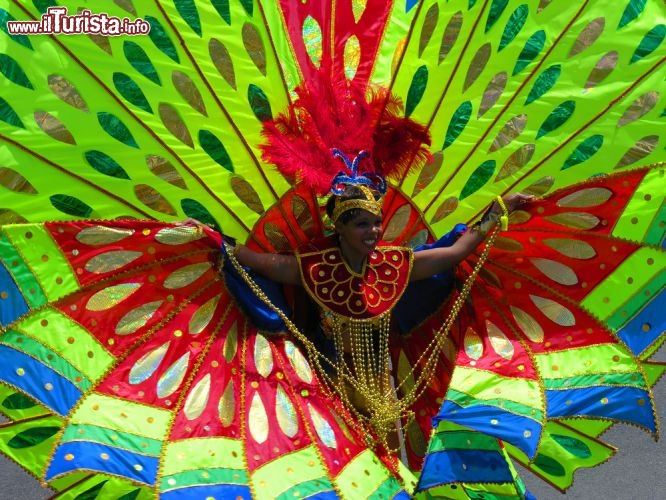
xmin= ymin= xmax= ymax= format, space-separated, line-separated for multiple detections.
xmin=410 ymin=193 xmax=533 ymax=281
xmin=232 ymin=245 xmax=301 ymax=286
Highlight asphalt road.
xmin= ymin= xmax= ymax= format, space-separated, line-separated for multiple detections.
xmin=1 ymin=354 xmax=664 ymax=499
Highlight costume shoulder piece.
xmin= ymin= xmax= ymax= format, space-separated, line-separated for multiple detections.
xmin=297 ymin=237 xmax=412 ymax=320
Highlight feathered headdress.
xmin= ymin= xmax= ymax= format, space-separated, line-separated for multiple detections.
xmin=260 ymin=71 xmax=432 ymax=196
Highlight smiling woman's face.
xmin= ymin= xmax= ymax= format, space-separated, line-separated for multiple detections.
xmin=336 ymin=209 xmax=383 ymax=259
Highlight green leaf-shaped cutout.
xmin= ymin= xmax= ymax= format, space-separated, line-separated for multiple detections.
xmin=0 ymin=54 xmax=33 ymax=89
xmin=551 ymin=434 xmax=593 ymax=458
xmin=513 ymin=30 xmax=546 ymax=75
xmin=533 ymin=453 xmax=566 ymax=476
xmin=525 ymin=64 xmax=561 ymax=104
xmin=74 ymin=480 xmax=108 ymax=500
xmin=199 ymin=130 xmax=233 ymax=172
xmin=485 ymin=0 xmax=509 ymax=33
xmin=469 ymin=0 xmax=479 ymax=9
xmin=7 ymin=426 xmax=60 ymax=448
xmin=618 ymin=0 xmax=648 ymax=29
xmin=175 ymin=0 xmax=202 ymax=36
xmin=211 ymin=0 xmax=231 ymax=24
xmin=0 ymin=96 xmax=24 ymax=128
xmin=405 ymin=65 xmax=428 ymax=117
xmin=562 ymin=135 xmax=604 ymax=170
xmin=443 ymin=101 xmax=472 ymax=149
xmin=630 ymin=24 xmax=666 ymax=64
xmin=181 ymin=198 xmax=220 ymax=231
xmin=248 ymin=83 xmax=272 ymax=122
xmin=2 ymin=392 xmax=37 ymax=410
xmin=85 ymin=150 xmax=131 ymax=179
xmin=0 ymin=9 xmax=33 ymax=49
xmin=31 ymin=1 xmax=55 ymax=15
xmin=460 ymin=160 xmax=496 ymax=200
xmin=113 ymin=73 xmax=152 ymax=113
xmin=145 ymin=16 xmax=179 ymax=63
xmin=123 ymin=41 xmax=161 ymax=85
xmin=536 ymin=100 xmax=575 ymax=139
xmin=97 ymin=112 xmax=139 ymax=148
xmin=50 ymin=194 xmax=93 ymax=218
xmin=117 ymin=490 xmax=141 ymax=500
xmin=240 ymin=0 xmax=253 ymax=15
xmin=499 ymin=4 xmax=528 ymax=51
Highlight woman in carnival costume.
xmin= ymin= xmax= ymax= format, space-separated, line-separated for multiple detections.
xmin=0 ymin=1 xmax=664 ymax=499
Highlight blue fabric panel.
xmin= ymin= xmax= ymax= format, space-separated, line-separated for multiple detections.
xmin=0 ymin=345 xmax=80 ymax=416
xmin=0 ymin=263 xmax=28 ymax=327
xmin=46 ymin=441 xmax=158 ymax=484
xmin=435 ymin=400 xmax=542 ymax=459
xmin=160 ymin=484 xmax=252 ymax=499
xmin=616 ymin=288 xmax=665 ymax=356
xmin=417 ymin=448 xmax=515 ymax=489
xmin=546 ymin=386 xmax=656 ymax=430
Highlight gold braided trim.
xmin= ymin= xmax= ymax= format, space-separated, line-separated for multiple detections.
xmin=331 ymin=185 xmax=382 ymax=223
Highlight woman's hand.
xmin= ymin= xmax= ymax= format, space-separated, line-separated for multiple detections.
xmin=494 ymin=192 xmax=535 ymax=215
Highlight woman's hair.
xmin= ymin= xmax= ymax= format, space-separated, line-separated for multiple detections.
xmin=325 ymin=186 xmax=382 ymax=225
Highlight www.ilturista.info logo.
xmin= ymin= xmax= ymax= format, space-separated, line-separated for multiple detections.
xmin=7 ymin=7 xmax=151 ymax=36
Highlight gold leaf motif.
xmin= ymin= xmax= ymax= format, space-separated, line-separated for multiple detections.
xmin=530 ymin=258 xmax=578 ymax=286
xmin=231 ymin=176 xmax=264 ymax=215
xmin=172 ymin=71 xmax=207 ymax=116
xmin=495 ymin=143 xmax=535 ymax=181
xmin=0 ymin=209 xmax=27 ymax=224
xmin=308 ymin=403 xmax=336 ymax=449
xmin=242 ymin=23 xmax=267 ymax=76
xmin=76 ymin=225 xmax=134 ymax=245
xmin=113 ymin=0 xmax=136 ymax=16
xmin=557 ymin=187 xmax=612 ymax=208
xmin=391 ymin=38 xmax=407 ymax=76
xmin=343 ymin=35 xmax=361 ymax=80
xmin=86 ymin=283 xmax=141 ymax=311
xmin=584 ymin=51 xmax=618 ymax=91
xmin=405 ymin=418 xmax=427 ymax=458
xmin=538 ymin=0 xmax=555 ymax=13
xmin=478 ymin=72 xmax=507 ymax=118
xmin=439 ymin=11 xmax=463 ymax=64
xmin=155 ymin=225 xmax=206 ymax=245
xmin=530 ymin=295 xmax=576 ymax=327
xmin=184 ymin=373 xmax=211 ymax=421
xmin=224 ymin=323 xmax=238 ymax=362
xmin=489 ymin=114 xmax=527 ymax=152
xmin=0 ymin=167 xmax=38 ymax=194
xmin=158 ymin=103 xmax=194 ymax=147
xmin=134 ymin=184 xmax=178 ymax=216
xmin=303 ymin=16 xmax=323 ymax=69
xmin=383 ymin=205 xmax=411 ymax=242
xmin=189 ymin=294 xmax=221 ymax=335
xmin=87 ymin=33 xmax=112 ymax=54
xmin=615 ymin=135 xmax=659 ymax=169
xmin=209 ymin=39 xmax=236 ymax=90
xmin=219 ymin=379 xmax=235 ymax=427
xmin=508 ymin=210 xmax=532 ymax=225
xmin=146 ymin=154 xmax=187 ymax=189
xmin=129 ymin=341 xmax=170 ymax=385
xmin=618 ymin=91 xmax=659 ymax=127
xmin=486 ymin=320 xmax=514 ymax=360
xmin=510 ymin=306 xmax=545 ymax=343
xmin=419 ymin=3 xmax=439 ymax=57
xmin=48 ymin=75 xmax=89 ymax=111
xmin=351 ymin=0 xmax=367 ymax=23
xmin=408 ymin=229 xmax=428 ymax=249
xmin=493 ymin=237 xmax=523 ymax=252
xmin=292 ymin=195 xmax=314 ymax=236
xmin=430 ymin=196 xmax=458 ymax=224
xmin=163 ymin=262 xmax=211 ymax=289
xmin=254 ymin=334 xmax=274 ymax=378
xmin=264 ymin=222 xmax=290 ymax=253
xmin=464 ymin=42 xmax=491 ymax=92
xmin=464 ymin=327 xmax=483 ymax=361
xmin=543 ymin=238 xmax=596 ymax=260
xmin=285 ymin=340 xmax=313 ymax=384
xmin=249 ymin=391 xmax=269 ymax=443
xmin=34 ymin=111 xmax=76 ymax=144
xmin=479 ymin=267 xmax=503 ymax=289
xmin=412 ymin=152 xmax=443 ymax=197
xmin=85 ymin=250 xmax=143 ymax=274
xmin=275 ymin=385 xmax=298 ymax=438
xmin=568 ymin=17 xmax=605 ymax=58
xmin=116 ymin=300 xmax=163 ymax=335
xmin=524 ymin=176 xmax=555 ymax=196
xmin=544 ymin=212 xmax=600 ymax=230
xmin=156 ymin=352 xmax=190 ymax=398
